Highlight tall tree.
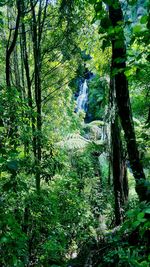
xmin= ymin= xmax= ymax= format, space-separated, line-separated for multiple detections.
xmin=20 ymin=0 xmax=36 ymax=156
xmin=6 ymin=0 xmax=21 ymax=87
xmin=108 ymin=0 xmax=150 ymax=202
xmin=29 ymin=0 xmax=48 ymax=192
xmin=5 ymin=0 xmax=21 ymax=141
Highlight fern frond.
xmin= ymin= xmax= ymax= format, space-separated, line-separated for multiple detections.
xmin=56 ymin=133 xmax=90 ymax=150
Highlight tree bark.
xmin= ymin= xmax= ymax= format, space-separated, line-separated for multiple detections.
xmin=111 ymin=115 xmax=129 ymax=225
xmin=6 ymin=0 xmax=21 ymax=87
xmin=30 ymin=0 xmax=41 ymax=192
xmin=108 ymin=0 xmax=149 ymax=202
xmin=30 ymin=0 xmax=48 ymax=192
xmin=13 ymin=46 xmax=21 ymax=90
xmin=21 ymin=1 xmax=37 ymax=158
xmin=5 ymin=0 xmax=21 ymax=142
xmin=110 ymin=76 xmax=128 ymax=225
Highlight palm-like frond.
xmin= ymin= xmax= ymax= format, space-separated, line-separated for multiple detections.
xmin=56 ymin=133 xmax=90 ymax=150
xmin=88 ymin=120 xmax=105 ymax=127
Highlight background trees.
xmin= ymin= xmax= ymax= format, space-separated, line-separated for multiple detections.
xmin=0 ymin=0 xmax=149 ymax=266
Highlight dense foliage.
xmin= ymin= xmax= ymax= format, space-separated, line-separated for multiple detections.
xmin=0 ymin=0 xmax=150 ymax=266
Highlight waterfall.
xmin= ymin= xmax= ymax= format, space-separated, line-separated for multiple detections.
xmin=76 ymin=80 xmax=88 ymax=113
xmin=49 ymin=0 xmax=56 ymax=5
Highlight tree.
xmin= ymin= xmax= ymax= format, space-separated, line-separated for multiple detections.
xmin=29 ymin=0 xmax=49 ymax=192
xmin=108 ymin=0 xmax=149 ymax=202
xmin=5 ymin=0 xmax=21 ymax=142
xmin=89 ymin=0 xmax=150 ymax=202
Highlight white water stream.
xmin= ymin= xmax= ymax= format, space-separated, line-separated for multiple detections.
xmin=76 ymin=80 xmax=88 ymax=113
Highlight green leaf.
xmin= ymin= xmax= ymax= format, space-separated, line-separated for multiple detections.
xmin=133 ymin=221 xmax=140 ymax=228
xmin=125 ymin=66 xmax=137 ymax=77
xmin=117 ymin=20 xmax=123 ymax=26
xmin=7 ymin=160 xmax=19 ymax=171
xmin=137 ymin=212 xmax=145 ymax=221
xmin=125 ymin=69 xmax=132 ymax=77
xmin=140 ymin=15 xmax=148 ymax=24
xmin=0 ymin=237 xmax=8 ymax=243
xmin=133 ymin=24 xmax=143 ymax=34
xmin=139 ymin=261 xmax=149 ymax=267
xmin=107 ymin=26 xmax=115 ymax=35
xmin=127 ymin=210 xmax=134 ymax=217
xmin=144 ymin=208 xmax=150 ymax=214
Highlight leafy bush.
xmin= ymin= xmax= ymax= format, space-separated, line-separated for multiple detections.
xmin=97 ymin=202 xmax=150 ymax=267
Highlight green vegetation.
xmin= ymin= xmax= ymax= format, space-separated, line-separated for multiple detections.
xmin=0 ymin=0 xmax=149 ymax=266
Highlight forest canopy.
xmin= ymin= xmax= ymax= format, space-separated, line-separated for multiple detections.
xmin=0 ymin=0 xmax=150 ymax=266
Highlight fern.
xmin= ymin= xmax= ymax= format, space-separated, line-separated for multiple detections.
xmin=56 ymin=133 xmax=90 ymax=150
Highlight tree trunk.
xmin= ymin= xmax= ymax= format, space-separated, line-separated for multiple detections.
xmin=111 ymin=115 xmax=128 ymax=225
xmin=110 ymin=77 xmax=128 ymax=225
xmin=13 ymin=46 xmax=21 ymax=90
xmin=108 ymin=0 xmax=149 ymax=202
xmin=21 ymin=2 xmax=37 ymax=158
xmin=6 ymin=0 xmax=21 ymax=87
xmin=5 ymin=0 xmax=21 ymax=142
xmin=146 ymin=107 xmax=150 ymax=125
xmin=30 ymin=0 xmax=48 ymax=192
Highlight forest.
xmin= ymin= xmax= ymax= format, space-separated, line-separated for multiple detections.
xmin=0 ymin=0 xmax=150 ymax=266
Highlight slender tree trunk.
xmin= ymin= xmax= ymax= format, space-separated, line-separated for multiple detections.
xmin=146 ymin=107 xmax=150 ymax=125
xmin=32 ymin=13 xmax=42 ymax=193
xmin=30 ymin=0 xmax=48 ymax=192
xmin=108 ymin=0 xmax=149 ymax=202
xmin=20 ymin=34 xmax=26 ymax=99
xmin=111 ymin=117 xmax=123 ymax=225
xmin=21 ymin=3 xmax=37 ymax=158
xmin=19 ymin=30 xmax=29 ymax=156
xmin=6 ymin=0 xmax=21 ymax=87
xmin=6 ymin=0 xmax=21 ymax=142
xmin=13 ymin=46 xmax=21 ymax=90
